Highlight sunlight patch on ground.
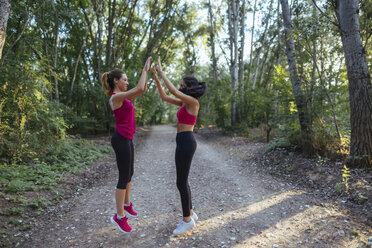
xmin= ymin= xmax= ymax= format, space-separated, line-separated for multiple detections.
xmin=232 ymin=205 xmax=362 ymax=248
xmin=150 ymin=130 xmax=177 ymax=135
xmin=137 ymin=127 xmax=152 ymax=131
xmin=194 ymin=190 xmax=303 ymax=234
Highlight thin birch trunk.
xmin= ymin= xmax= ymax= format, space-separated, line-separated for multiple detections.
xmin=273 ymin=0 xmax=281 ymax=117
xmin=280 ymin=0 xmax=313 ymax=155
xmin=252 ymin=56 xmax=260 ymax=89
xmin=257 ymin=45 xmax=271 ymax=87
xmin=231 ymin=0 xmax=239 ymax=127
xmin=238 ymin=0 xmax=245 ymax=83
xmin=251 ymin=1 xmax=271 ymax=89
xmin=95 ymin=0 xmax=103 ymax=82
xmin=248 ymin=0 xmax=257 ymax=81
xmin=52 ymin=3 xmax=59 ymax=102
xmin=208 ymin=0 xmax=217 ymax=84
xmin=105 ymin=0 xmax=116 ymax=70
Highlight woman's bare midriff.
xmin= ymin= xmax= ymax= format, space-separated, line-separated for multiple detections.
xmin=177 ymin=123 xmax=194 ymax=133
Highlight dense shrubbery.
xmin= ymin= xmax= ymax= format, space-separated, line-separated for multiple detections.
xmin=0 ymin=66 xmax=69 ymax=164
xmin=0 ymin=137 xmax=110 ymax=194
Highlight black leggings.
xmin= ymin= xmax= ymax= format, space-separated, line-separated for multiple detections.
xmin=111 ymin=130 xmax=134 ymax=189
xmin=175 ymin=131 xmax=197 ymax=217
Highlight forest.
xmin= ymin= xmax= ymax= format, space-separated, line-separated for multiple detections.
xmin=0 ymin=0 xmax=371 ymax=168
xmin=0 ymin=0 xmax=372 ymax=246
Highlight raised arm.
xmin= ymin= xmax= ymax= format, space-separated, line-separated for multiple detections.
xmin=156 ymin=58 xmax=198 ymax=107
xmin=111 ymin=57 xmax=151 ymax=106
xmin=152 ymin=65 xmax=183 ymax=106
xmin=130 ymin=56 xmax=152 ymax=99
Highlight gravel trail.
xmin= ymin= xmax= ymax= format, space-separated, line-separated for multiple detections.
xmin=23 ymin=125 xmax=368 ymax=248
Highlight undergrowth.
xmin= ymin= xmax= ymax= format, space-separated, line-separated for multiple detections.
xmin=0 ymin=135 xmax=110 ymax=246
xmin=0 ymin=136 xmax=110 ymax=195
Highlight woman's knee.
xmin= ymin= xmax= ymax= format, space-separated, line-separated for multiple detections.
xmin=176 ymin=180 xmax=187 ymax=191
xmin=117 ymin=176 xmax=129 ymax=189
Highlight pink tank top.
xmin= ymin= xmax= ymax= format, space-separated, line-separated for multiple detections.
xmin=177 ymin=105 xmax=197 ymax=125
xmin=111 ymin=93 xmax=135 ymax=140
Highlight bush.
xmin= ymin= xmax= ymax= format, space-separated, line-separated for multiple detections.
xmin=0 ymin=137 xmax=111 ymax=195
xmin=0 ymin=68 xmax=71 ymax=164
xmin=265 ymin=122 xmax=301 ymax=152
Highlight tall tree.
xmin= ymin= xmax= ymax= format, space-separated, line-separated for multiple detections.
xmin=335 ymin=0 xmax=372 ymax=167
xmin=280 ymin=0 xmax=314 ymax=154
xmin=51 ymin=2 xmax=60 ymax=101
xmin=248 ymin=0 xmax=257 ymax=80
xmin=0 ymin=0 xmax=11 ymax=59
xmin=207 ymin=0 xmax=218 ymax=84
xmin=238 ymin=0 xmax=245 ymax=84
xmin=227 ymin=0 xmax=243 ymax=126
xmin=68 ymin=4 xmax=101 ymax=105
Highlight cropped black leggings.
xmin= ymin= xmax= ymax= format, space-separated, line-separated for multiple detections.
xmin=111 ymin=130 xmax=134 ymax=189
xmin=175 ymin=131 xmax=197 ymax=217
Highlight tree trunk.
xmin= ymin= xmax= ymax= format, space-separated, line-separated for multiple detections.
xmin=257 ymin=44 xmax=271 ymax=87
xmin=280 ymin=0 xmax=314 ymax=155
xmin=105 ymin=0 xmax=116 ymax=70
xmin=207 ymin=0 xmax=217 ymax=85
xmin=248 ymin=0 xmax=257 ymax=81
xmin=53 ymin=23 xmax=59 ymax=102
xmin=273 ymin=0 xmax=282 ymax=117
xmin=252 ymin=55 xmax=260 ymax=89
xmin=228 ymin=0 xmax=239 ymax=127
xmin=310 ymin=2 xmax=342 ymax=144
xmin=238 ymin=0 xmax=245 ymax=84
xmin=52 ymin=3 xmax=59 ymax=102
xmin=69 ymin=5 xmax=100 ymax=104
xmin=1 ymin=10 xmax=29 ymax=66
xmin=335 ymin=0 xmax=372 ymax=167
xmin=251 ymin=1 xmax=272 ymax=89
xmin=0 ymin=0 xmax=10 ymax=59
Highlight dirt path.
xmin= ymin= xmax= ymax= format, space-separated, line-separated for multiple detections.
xmin=21 ymin=125 xmax=369 ymax=248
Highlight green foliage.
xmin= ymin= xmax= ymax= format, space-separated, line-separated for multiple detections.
xmin=28 ymin=197 xmax=50 ymax=210
xmin=4 ymin=179 xmax=36 ymax=193
xmin=7 ymin=217 xmax=22 ymax=226
xmin=0 ymin=66 xmax=70 ymax=164
xmin=19 ymin=224 xmax=33 ymax=231
xmin=350 ymin=230 xmax=363 ymax=237
xmin=209 ymin=75 xmax=232 ymax=128
xmin=358 ymin=193 xmax=368 ymax=204
xmin=334 ymin=182 xmax=343 ymax=195
xmin=342 ymin=165 xmax=351 ymax=193
xmin=3 ymin=207 xmax=24 ymax=216
xmin=265 ymin=123 xmax=302 ymax=152
xmin=0 ymin=0 xmax=370 ymax=169
xmin=0 ymin=137 xmax=110 ymax=195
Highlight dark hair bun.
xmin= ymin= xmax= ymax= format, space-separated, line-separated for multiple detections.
xmin=181 ymin=77 xmax=207 ymax=99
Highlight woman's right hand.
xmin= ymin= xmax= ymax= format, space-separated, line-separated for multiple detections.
xmin=152 ymin=65 xmax=159 ymax=81
xmin=156 ymin=57 xmax=163 ymax=74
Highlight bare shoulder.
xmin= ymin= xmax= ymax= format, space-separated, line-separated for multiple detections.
xmin=186 ymin=101 xmax=199 ymax=116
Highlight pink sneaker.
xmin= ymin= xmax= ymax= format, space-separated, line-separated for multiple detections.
xmin=110 ymin=214 xmax=132 ymax=233
xmin=124 ymin=203 xmax=138 ymax=217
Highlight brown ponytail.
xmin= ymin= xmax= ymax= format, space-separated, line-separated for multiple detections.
xmin=101 ymin=69 xmax=125 ymax=96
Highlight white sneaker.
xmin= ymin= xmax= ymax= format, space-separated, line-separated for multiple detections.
xmin=173 ymin=218 xmax=195 ymax=235
xmin=191 ymin=212 xmax=198 ymax=222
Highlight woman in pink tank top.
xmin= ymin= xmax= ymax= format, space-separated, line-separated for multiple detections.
xmin=152 ymin=57 xmax=206 ymax=235
xmin=101 ymin=57 xmax=151 ymax=233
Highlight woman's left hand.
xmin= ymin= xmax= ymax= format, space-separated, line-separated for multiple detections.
xmin=143 ymin=57 xmax=152 ymax=71
xmin=157 ymin=57 xmax=163 ymax=74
